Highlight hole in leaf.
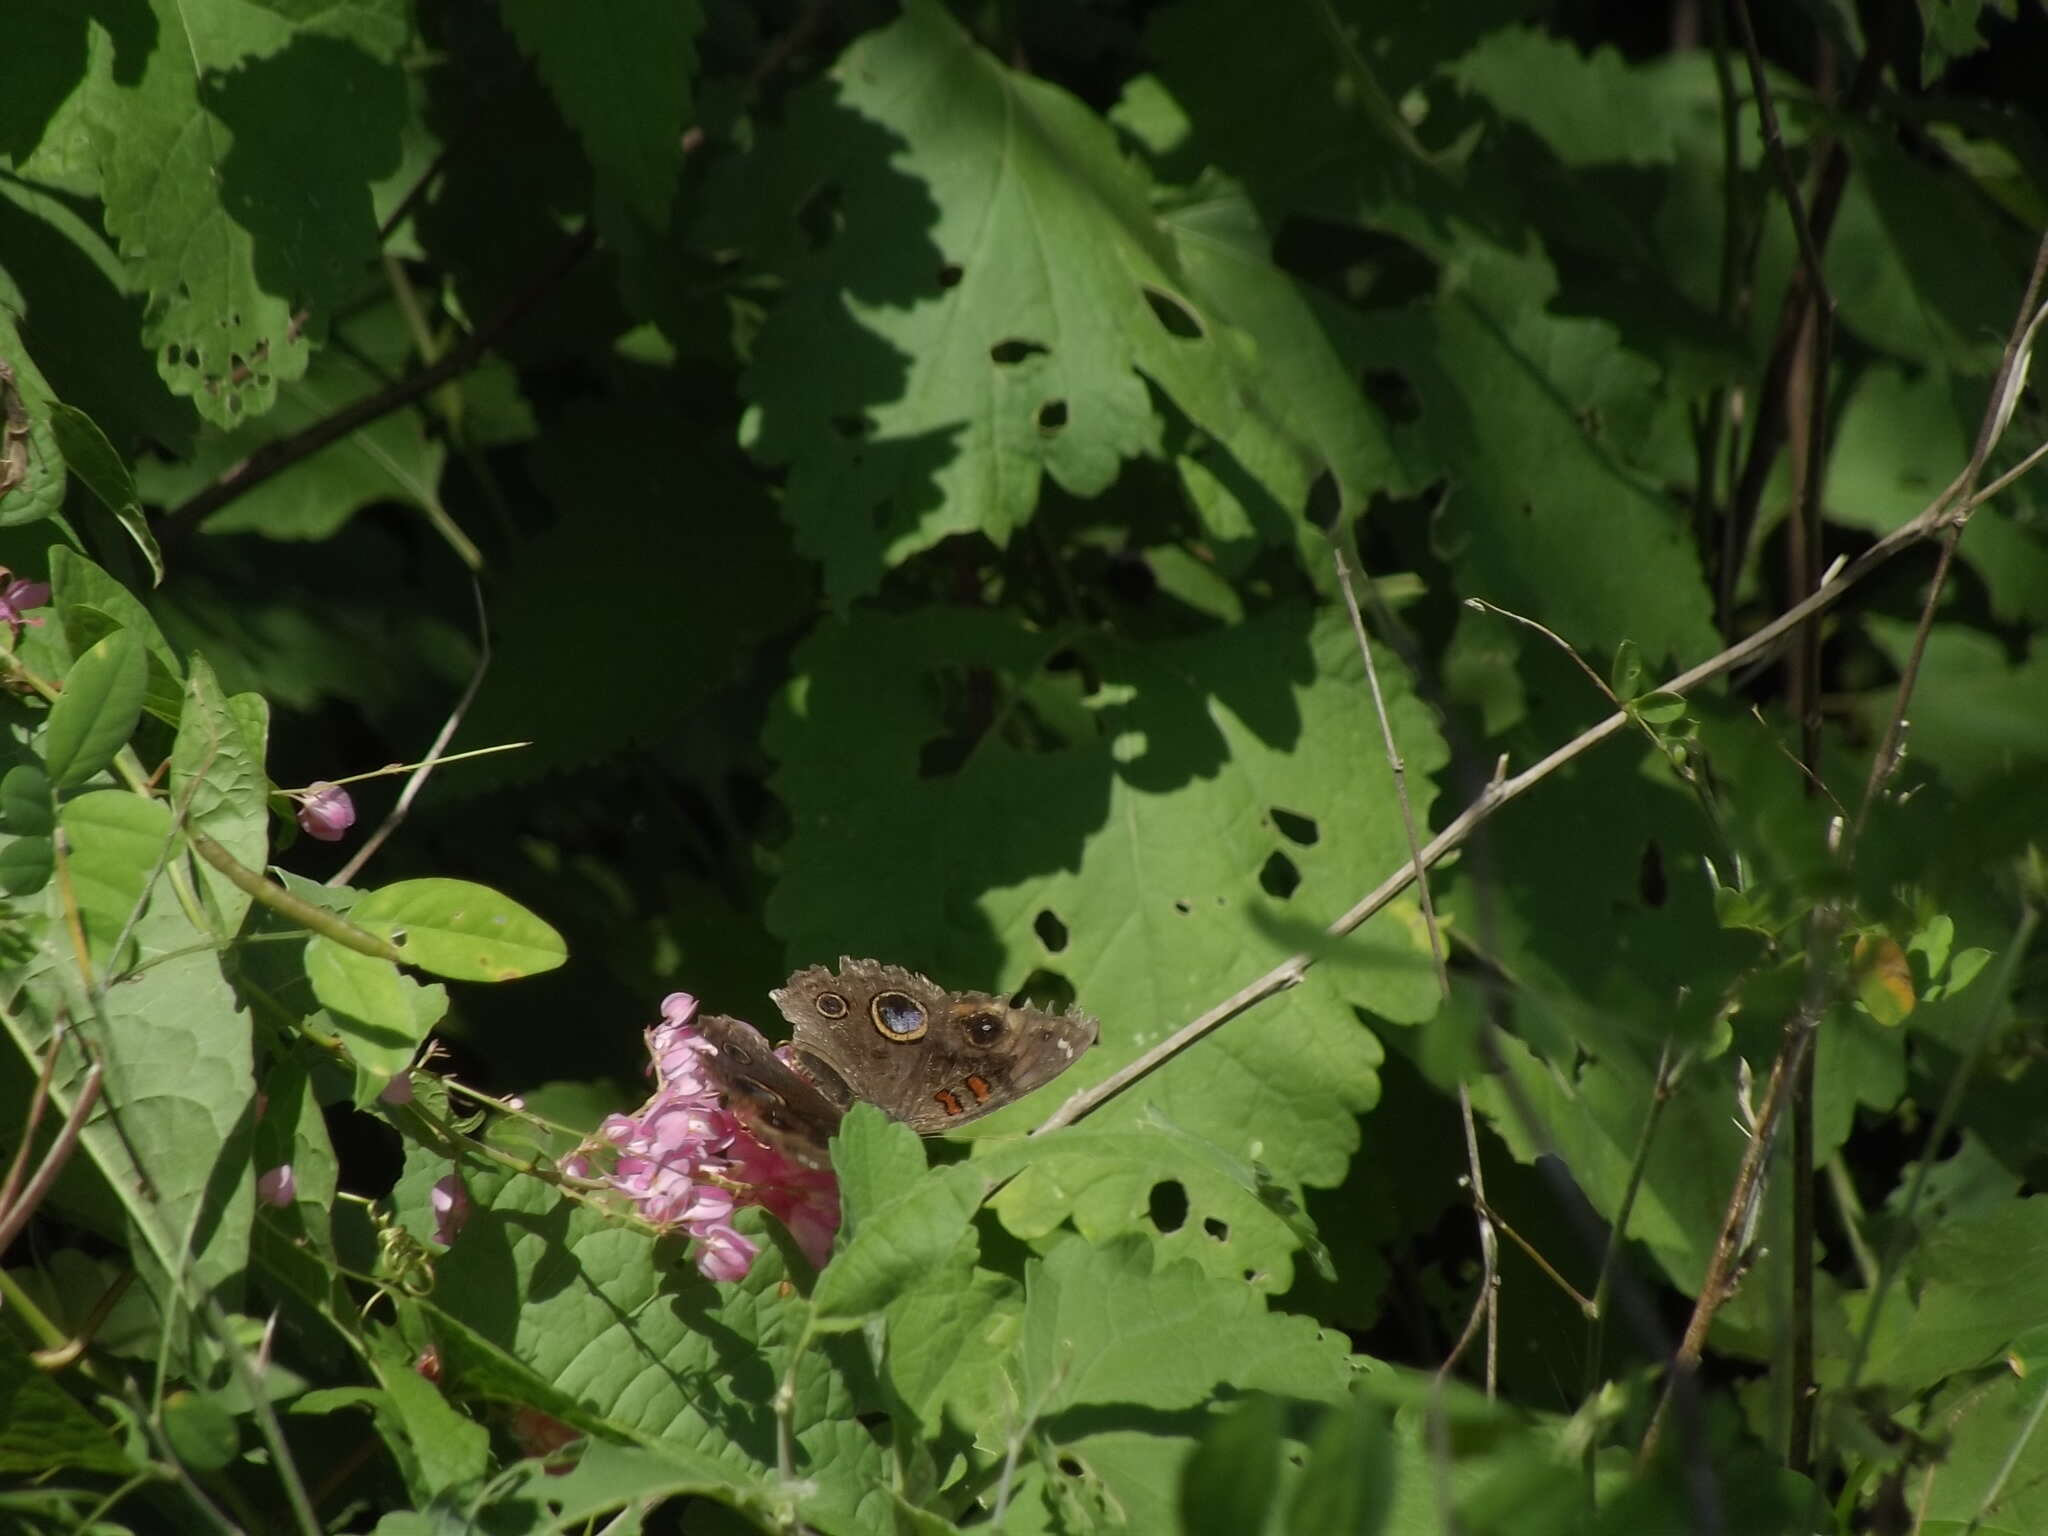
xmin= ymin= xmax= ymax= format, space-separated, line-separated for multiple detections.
xmin=1203 ymin=1217 xmax=1228 ymax=1242
xmin=1034 ymin=909 xmax=1068 ymax=953
xmin=1036 ymin=399 xmax=1067 ymax=435
xmin=183 ymin=347 xmax=200 ymax=368
xmin=1058 ymin=1456 xmax=1083 ymax=1478
xmin=227 ymin=393 xmax=243 ymax=416
xmin=1173 ymin=899 xmax=1192 ymax=915
xmin=1142 ymin=285 xmax=1205 ymax=339
xmin=163 ymin=345 xmax=178 ymax=368
xmin=1259 ymin=851 xmax=1300 ymax=900
xmin=1012 ymin=969 xmax=1077 ymax=1012
xmin=1360 ymin=367 xmax=1419 ymax=424
xmin=1639 ymin=840 xmax=1667 ymax=908
xmin=1149 ymin=1181 xmax=1189 ymax=1233
xmin=990 ymin=338 xmax=1048 ymax=366
xmin=1271 ymin=809 xmax=1319 ymax=846
xmin=937 ymin=261 xmax=963 ymax=288
xmin=1304 ymin=468 xmax=1341 ymax=532
xmin=796 ymin=181 xmax=843 ymax=249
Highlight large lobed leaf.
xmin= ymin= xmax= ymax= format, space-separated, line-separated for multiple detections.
xmin=730 ymin=0 xmax=1268 ymax=602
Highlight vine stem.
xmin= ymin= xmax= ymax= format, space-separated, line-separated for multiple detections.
xmin=1637 ymin=223 xmax=2048 ymax=1467
xmin=162 ymin=228 xmax=597 ymax=537
xmin=1034 ymin=370 xmax=2048 ymax=1139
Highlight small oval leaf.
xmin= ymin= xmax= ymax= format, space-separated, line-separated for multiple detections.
xmin=351 ymin=878 xmax=567 ymax=982
xmin=44 ymin=629 xmax=147 ymax=789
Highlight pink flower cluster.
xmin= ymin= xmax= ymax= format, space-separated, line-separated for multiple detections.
xmin=592 ymin=993 xmax=839 ymax=1282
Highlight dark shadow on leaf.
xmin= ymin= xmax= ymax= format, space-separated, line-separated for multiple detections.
xmin=206 ymin=35 xmax=409 ymax=313
xmin=0 ymin=0 xmax=155 ymax=162
xmin=0 ymin=190 xmax=196 ymax=451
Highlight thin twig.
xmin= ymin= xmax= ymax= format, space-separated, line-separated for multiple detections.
xmin=1717 ymin=14 xmax=1892 ymax=628
xmin=1584 ymin=1040 xmax=1682 ymax=1396
xmin=330 ymin=579 xmax=493 ymax=887
xmin=1333 ymin=542 xmax=1499 ymax=1397
xmin=164 ymin=227 xmax=597 ymax=536
xmin=1850 ymin=231 xmax=2048 ymax=847
xmin=1035 ymin=408 xmax=2048 ymax=1137
xmin=1641 ymin=227 xmax=2048 ymax=1467
xmin=0 ymin=1057 xmax=103 ymax=1257
xmin=1730 ymin=0 xmax=1838 ymax=1468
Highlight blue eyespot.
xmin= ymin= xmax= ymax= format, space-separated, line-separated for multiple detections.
xmin=872 ymin=992 xmax=926 ymax=1037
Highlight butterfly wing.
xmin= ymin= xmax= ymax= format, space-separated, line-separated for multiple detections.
xmin=695 ymin=1012 xmax=844 ymax=1170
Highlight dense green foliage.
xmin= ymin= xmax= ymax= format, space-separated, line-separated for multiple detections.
xmin=4 ymin=0 xmax=2048 ymax=1531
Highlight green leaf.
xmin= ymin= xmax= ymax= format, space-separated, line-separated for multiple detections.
xmin=167 ymin=657 xmax=270 ymax=938
xmin=1286 ymin=1393 xmax=1393 ymax=1536
xmin=133 ymin=302 xmax=449 ymax=540
xmin=161 ymin=1390 xmax=240 ymax=1472
xmin=45 ymin=401 xmax=160 ymax=585
xmin=49 ymin=547 xmax=187 ymax=725
xmin=57 ymin=789 xmax=170 ymax=965
xmin=1861 ymin=1195 xmax=2048 ymax=1391
xmin=365 ymin=1327 xmax=491 ymax=1499
xmin=0 ymin=316 xmax=68 ymax=527
xmin=1912 ymin=1364 xmax=2048 ymax=1535
xmin=501 ymin=0 xmax=701 ymax=226
xmin=1610 ymin=638 xmax=1645 ymax=699
xmin=810 ymin=1106 xmax=986 ymax=1330
xmin=1179 ymin=1395 xmax=1284 ymax=1536
xmin=1633 ymin=690 xmax=1687 ymax=726
xmin=0 ymin=764 xmax=53 ymax=835
xmin=769 ymin=604 xmax=1446 ymax=1207
xmin=729 ymin=0 xmax=1256 ymax=602
xmin=0 ymin=1339 xmax=136 ymax=1476
xmin=352 ymin=878 xmax=567 ymax=982
xmin=81 ymin=1 xmax=409 ymax=424
xmin=43 ymin=627 xmax=145 ymax=789
xmin=422 ymin=1173 xmax=892 ymax=1531
xmin=0 ymin=834 xmax=53 ymax=895
xmin=1020 ymin=1236 xmax=1350 ymax=1418
xmin=990 ymin=1117 xmax=1328 ymax=1292
xmin=306 ymin=936 xmax=418 ymax=1042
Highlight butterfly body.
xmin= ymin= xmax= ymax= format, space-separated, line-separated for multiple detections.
xmin=698 ymin=957 xmax=1097 ymax=1169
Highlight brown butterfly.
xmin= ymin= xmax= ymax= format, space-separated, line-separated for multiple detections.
xmin=695 ymin=957 xmax=1097 ymax=1169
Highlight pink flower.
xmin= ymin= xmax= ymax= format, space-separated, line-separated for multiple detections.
xmin=379 ymin=1074 xmax=415 ymax=1105
xmin=430 ymin=1173 xmax=471 ymax=1246
xmin=257 ymin=1165 xmax=296 ymax=1207
xmin=293 ymin=782 xmax=356 ymax=842
xmin=580 ymin=995 xmax=841 ymax=1282
xmin=0 ymin=570 xmax=49 ymax=637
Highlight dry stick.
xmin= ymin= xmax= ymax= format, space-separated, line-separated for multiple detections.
xmin=1716 ymin=11 xmax=1892 ymax=630
xmin=1638 ymin=226 xmax=2048 ymax=1468
xmin=1330 ymin=544 xmax=1485 ymax=1531
xmin=0 ymin=1056 xmax=103 ymax=1258
xmin=1033 ymin=429 xmax=2041 ymax=1140
xmin=1851 ymin=243 xmax=2048 ymax=848
xmin=1330 ymin=547 xmax=1494 ymax=1380
xmin=163 ymin=227 xmax=598 ymax=537
xmin=330 ymin=579 xmax=493 ymax=887
xmin=1729 ymin=0 xmax=1836 ymax=1471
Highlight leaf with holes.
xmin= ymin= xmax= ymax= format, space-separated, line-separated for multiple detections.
xmin=767 ymin=602 xmax=1448 ymax=1252
xmin=78 ymin=0 xmax=408 ymax=425
xmin=726 ymin=0 xmax=1264 ymax=602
